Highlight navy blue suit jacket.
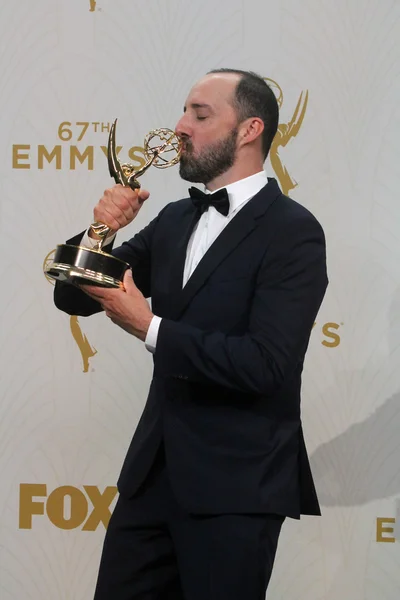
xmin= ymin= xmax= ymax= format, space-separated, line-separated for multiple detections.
xmin=54 ymin=178 xmax=328 ymax=518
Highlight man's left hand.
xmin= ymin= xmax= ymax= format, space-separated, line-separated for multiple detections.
xmin=81 ymin=269 xmax=153 ymax=341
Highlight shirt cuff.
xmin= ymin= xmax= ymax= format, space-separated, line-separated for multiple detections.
xmin=80 ymin=229 xmax=116 ymax=249
xmin=145 ymin=315 xmax=162 ymax=353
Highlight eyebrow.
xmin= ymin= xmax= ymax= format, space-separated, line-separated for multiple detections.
xmin=183 ymin=103 xmax=213 ymax=112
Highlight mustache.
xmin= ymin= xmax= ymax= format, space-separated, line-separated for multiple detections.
xmin=181 ymin=137 xmax=193 ymax=153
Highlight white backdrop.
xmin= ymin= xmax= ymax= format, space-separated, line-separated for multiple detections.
xmin=1 ymin=0 xmax=400 ymax=598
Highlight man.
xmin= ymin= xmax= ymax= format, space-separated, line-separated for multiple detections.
xmin=54 ymin=69 xmax=328 ymax=599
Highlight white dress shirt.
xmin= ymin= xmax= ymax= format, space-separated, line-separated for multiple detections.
xmin=80 ymin=171 xmax=268 ymax=352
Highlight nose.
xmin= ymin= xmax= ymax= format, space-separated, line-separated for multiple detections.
xmin=175 ymin=113 xmax=190 ymax=138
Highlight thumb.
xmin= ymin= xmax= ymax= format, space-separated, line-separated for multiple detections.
xmin=123 ymin=268 xmax=135 ymax=292
xmin=138 ymin=189 xmax=150 ymax=204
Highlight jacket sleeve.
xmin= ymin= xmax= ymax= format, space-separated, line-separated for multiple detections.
xmin=153 ymin=215 xmax=328 ymax=396
xmin=53 ymin=205 xmax=169 ymax=317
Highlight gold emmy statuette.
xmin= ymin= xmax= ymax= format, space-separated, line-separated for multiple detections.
xmin=45 ymin=120 xmax=182 ymax=288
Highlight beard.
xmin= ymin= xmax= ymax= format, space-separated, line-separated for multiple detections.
xmin=179 ymin=128 xmax=238 ymax=185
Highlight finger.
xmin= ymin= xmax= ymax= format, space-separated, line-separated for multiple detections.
xmin=82 ymin=289 xmax=106 ymax=301
xmin=112 ymin=185 xmax=143 ymax=213
xmin=123 ymin=269 xmax=135 ymax=291
xmin=103 ymin=204 xmax=127 ymax=229
xmin=114 ymin=186 xmax=148 ymax=214
xmin=96 ymin=200 xmax=127 ymax=230
xmin=107 ymin=193 xmax=137 ymax=227
xmin=95 ymin=187 xmax=135 ymax=229
xmin=79 ymin=285 xmax=114 ymax=301
xmin=75 ymin=282 xmax=98 ymax=296
xmin=137 ymin=189 xmax=150 ymax=204
xmin=94 ymin=185 xmax=148 ymax=230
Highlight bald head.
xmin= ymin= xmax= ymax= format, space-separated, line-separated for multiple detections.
xmin=192 ymin=72 xmax=241 ymax=106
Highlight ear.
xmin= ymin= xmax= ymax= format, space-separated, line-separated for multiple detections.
xmin=238 ymin=117 xmax=264 ymax=148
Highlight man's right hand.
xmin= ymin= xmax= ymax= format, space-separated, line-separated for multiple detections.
xmin=90 ymin=184 xmax=150 ymax=238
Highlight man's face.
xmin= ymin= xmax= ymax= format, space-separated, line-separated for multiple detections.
xmin=175 ymin=73 xmax=241 ymax=185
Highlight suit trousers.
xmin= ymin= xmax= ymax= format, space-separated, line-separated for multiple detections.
xmin=93 ymin=444 xmax=284 ymax=600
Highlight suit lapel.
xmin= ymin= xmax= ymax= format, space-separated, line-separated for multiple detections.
xmin=166 ymin=204 xmax=200 ymax=315
xmin=171 ymin=178 xmax=281 ymax=320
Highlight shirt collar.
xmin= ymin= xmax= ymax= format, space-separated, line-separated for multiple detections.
xmin=206 ymin=171 xmax=268 ymax=214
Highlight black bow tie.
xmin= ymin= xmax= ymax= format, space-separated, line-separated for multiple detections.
xmin=189 ymin=186 xmax=230 ymax=217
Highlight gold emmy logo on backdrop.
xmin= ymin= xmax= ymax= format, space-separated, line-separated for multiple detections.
xmin=265 ymin=78 xmax=309 ymax=196
xmin=45 ymin=120 xmax=181 ymax=289
xmin=89 ymin=0 xmax=96 ymax=11
xmin=43 ymin=250 xmax=97 ymax=373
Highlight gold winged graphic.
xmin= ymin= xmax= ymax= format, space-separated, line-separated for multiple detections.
xmin=265 ymin=78 xmax=309 ymax=196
